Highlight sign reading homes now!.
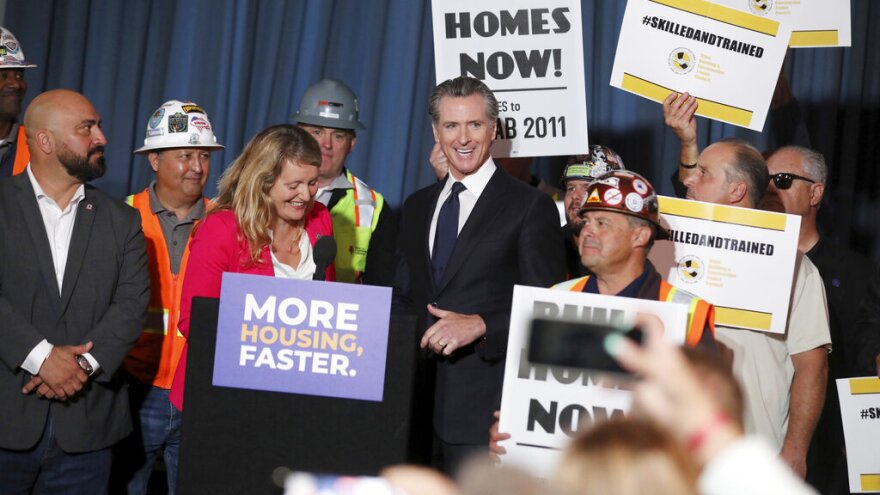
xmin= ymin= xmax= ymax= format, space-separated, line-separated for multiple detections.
xmin=431 ymin=0 xmax=589 ymax=158
xmin=212 ymin=273 xmax=391 ymax=402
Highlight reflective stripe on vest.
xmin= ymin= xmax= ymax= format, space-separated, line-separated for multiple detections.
xmin=552 ymin=275 xmax=711 ymax=347
xmin=550 ymin=276 xmax=589 ymax=292
xmin=349 ymin=171 xmax=376 ymax=228
xmin=122 ymin=191 xmax=206 ymax=388
xmin=143 ymin=306 xmax=171 ymax=336
xmin=329 ymin=170 xmax=384 ymax=283
xmin=659 ymin=281 xmax=712 ymax=347
xmin=12 ymin=126 xmax=29 ymax=175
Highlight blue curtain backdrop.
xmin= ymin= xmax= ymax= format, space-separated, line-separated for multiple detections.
xmin=6 ymin=1 xmax=880 ymax=255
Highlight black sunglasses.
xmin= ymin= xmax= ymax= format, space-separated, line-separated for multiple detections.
xmin=770 ymin=172 xmax=815 ymax=190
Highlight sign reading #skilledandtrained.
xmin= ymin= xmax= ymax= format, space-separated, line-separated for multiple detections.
xmin=610 ymin=0 xmax=791 ymax=131
xmin=648 ymin=196 xmax=801 ymax=334
xmin=497 ymin=285 xmax=688 ymax=478
xmin=212 ymin=273 xmax=391 ymax=401
xmin=713 ymin=0 xmax=851 ymax=47
xmin=837 ymin=377 xmax=880 ymax=493
xmin=432 ymin=0 xmax=589 ymax=158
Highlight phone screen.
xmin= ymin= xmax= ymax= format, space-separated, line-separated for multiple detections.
xmin=527 ymin=318 xmax=642 ymax=374
xmin=284 ymin=472 xmax=398 ymax=495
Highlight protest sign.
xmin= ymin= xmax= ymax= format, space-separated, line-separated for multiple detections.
xmin=432 ymin=0 xmax=588 ymax=158
xmin=648 ymin=196 xmax=801 ymax=334
xmin=212 ymin=273 xmax=391 ymax=402
xmin=713 ymin=0 xmax=851 ymax=47
xmin=610 ymin=0 xmax=791 ymax=131
xmin=837 ymin=377 xmax=880 ymax=493
xmin=497 ymin=285 xmax=688 ymax=477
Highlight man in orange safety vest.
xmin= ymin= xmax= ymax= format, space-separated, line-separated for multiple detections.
xmin=112 ymin=99 xmax=223 ymax=495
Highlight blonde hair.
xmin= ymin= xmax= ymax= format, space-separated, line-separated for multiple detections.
xmin=215 ymin=124 xmax=321 ymax=263
xmin=683 ymin=347 xmax=745 ymax=429
xmin=554 ymin=418 xmax=699 ymax=495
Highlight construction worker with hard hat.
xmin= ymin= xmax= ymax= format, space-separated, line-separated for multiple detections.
xmin=561 ymin=144 xmax=627 ymax=279
xmin=113 ymin=100 xmax=223 ymax=495
xmin=552 ymin=170 xmax=716 ymax=349
xmin=0 ymin=26 xmax=36 ymax=177
xmin=292 ymin=79 xmax=396 ymax=286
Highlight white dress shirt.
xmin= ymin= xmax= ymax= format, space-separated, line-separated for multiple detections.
xmin=428 ymin=158 xmax=497 ymax=257
xmin=21 ymin=166 xmax=99 ymax=375
xmin=314 ymin=172 xmax=353 ymax=207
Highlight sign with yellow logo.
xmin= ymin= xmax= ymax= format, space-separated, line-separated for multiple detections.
xmin=837 ymin=377 xmax=880 ymax=493
xmin=713 ymin=0 xmax=851 ymax=47
xmin=648 ymin=196 xmax=801 ymax=334
xmin=610 ymin=0 xmax=791 ymax=131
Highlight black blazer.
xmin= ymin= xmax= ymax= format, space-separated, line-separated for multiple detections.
xmin=394 ymin=167 xmax=565 ymax=444
xmin=0 ymin=172 xmax=149 ymax=453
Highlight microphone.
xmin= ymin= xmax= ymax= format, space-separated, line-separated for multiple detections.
xmin=312 ymin=236 xmax=337 ymax=281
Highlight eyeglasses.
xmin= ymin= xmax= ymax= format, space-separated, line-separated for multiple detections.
xmin=770 ymin=172 xmax=815 ymax=190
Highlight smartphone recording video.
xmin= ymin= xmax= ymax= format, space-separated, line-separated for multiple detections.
xmin=527 ymin=318 xmax=643 ymax=374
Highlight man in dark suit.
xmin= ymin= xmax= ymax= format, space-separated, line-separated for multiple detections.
xmin=394 ymin=76 xmax=565 ymax=473
xmin=0 ymin=89 xmax=149 ymax=493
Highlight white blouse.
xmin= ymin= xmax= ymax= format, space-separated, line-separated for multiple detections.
xmin=270 ymin=231 xmax=316 ymax=280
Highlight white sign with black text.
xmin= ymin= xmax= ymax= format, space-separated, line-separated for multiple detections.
xmin=498 ymin=285 xmax=688 ymax=478
xmin=837 ymin=377 xmax=880 ymax=493
xmin=610 ymin=0 xmax=791 ymax=131
xmin=712 ymin=0 xmax=851 ymax=47
xmin=649 ymin=196 xmax=801 ymax=334
xmin=432 ymin=0 xmax=589 ymax=158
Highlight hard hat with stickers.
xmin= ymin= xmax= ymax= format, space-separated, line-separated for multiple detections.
xmin=135 ymin=100 xmax=224 ymax=154
xmin=0 ymin=27 xmax=36 ymax=69
xmin=561 ymin=144 xmax=626 ymax=184
xmin=579 ymin=170 xmax=668 ymax=239
xmin=291 ymin=79 xmax=366 ymax=131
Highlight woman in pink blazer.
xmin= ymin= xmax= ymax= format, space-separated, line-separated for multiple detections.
xmin=170 ymin=125 xmax=335 ymax=410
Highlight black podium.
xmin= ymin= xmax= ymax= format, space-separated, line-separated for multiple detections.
xmin=176 ymin=297 xmax=420 ymax=494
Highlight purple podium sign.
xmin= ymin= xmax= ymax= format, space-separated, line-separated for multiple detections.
xmin=212 ymin=273 xmax=391 ymax=402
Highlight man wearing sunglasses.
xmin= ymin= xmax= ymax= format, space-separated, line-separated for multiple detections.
xmin=764 ymin=146 xmax=873 ymax=493
xmin=683 ymin=139 xmax=831 ymax=480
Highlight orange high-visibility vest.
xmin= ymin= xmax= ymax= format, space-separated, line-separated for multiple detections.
xmin=123 ymin=190 xmax=209 ymax=388
xmin=12 ymin=126 xmax=29 ymax=175
xmin=556 ymin=275 xmax=714 ymax=348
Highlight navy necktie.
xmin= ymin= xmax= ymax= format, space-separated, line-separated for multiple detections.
xmin=432 ymin=181 xmax=466 ymax=285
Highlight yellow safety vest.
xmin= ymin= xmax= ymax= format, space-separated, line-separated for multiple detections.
xmin=329 ymin=170 xmax=384 ymax=283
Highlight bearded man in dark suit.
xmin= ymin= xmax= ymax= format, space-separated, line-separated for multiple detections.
xmin=0 ymin=89 xmax=149 ymax=493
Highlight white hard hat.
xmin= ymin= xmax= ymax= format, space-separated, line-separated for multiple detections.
xmin=0 ymin=27 xmax=36 ymax=69
xmin=135 ymin=100 xmax=224 ymax=154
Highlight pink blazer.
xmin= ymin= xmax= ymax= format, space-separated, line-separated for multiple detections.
xmin=169 ymin=203 xmax=334 ymax=410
